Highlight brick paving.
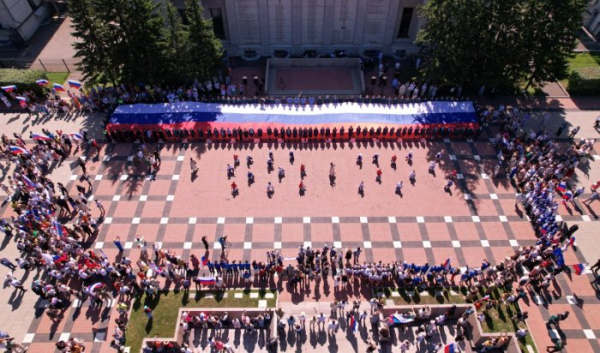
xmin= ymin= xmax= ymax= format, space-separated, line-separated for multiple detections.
xmin=0 ymin=105 xmax=599 ymax=352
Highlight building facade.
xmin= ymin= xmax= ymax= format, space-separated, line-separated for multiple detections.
xmin=584 ymin=0 xmax=600 ymax=36
xmin=0 ymin=0 xmax=49 ymax=46
xmin=172 ymin=0 xmax=426 ymax=57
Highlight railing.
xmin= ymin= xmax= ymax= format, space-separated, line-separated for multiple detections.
xmin=0 ymin=58 xmax=80 ymax=72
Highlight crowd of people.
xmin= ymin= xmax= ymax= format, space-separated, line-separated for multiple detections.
xmin=0 ymin=131 xmax=112 ymax=352
xmin=0 ymin=100 xmax=595 ymax=353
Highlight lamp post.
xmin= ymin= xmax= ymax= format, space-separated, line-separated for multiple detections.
xmin=370 ymin=76 xmax=376 ymax=95
xmin=379 ymin=76 xmax=388 ymax=95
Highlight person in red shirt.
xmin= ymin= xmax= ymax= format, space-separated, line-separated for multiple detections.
xmin=299 ymin=181 xmax=306 ymax=193
xmin=376 ymin=169 xmax=382 ymax=183
xmin=231 ymin=182 xmax=238 ymax=196
xmin=300 ymin=164 xmax=306 ymax=179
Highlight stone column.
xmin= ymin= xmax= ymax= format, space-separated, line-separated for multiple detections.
xmin=258 ymin=0 xmax=270 ymax=47
xmin=322 ymin=0 xmax=334 ymax=46
xmin=383 ymin=0 xmax=401 ymax=49
xmin=353 ymin=0 xmax=369 ymax=47
xmin=292 ymin=0 xmax=302 ymax=46
xmin=224 ymin=0 xmax=240 ymax=45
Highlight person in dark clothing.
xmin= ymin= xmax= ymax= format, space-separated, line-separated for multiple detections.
xmin=77 ymin=157 xmax=87 ymax=175
xmin=591 ymin=258 xmax=600 ymax=275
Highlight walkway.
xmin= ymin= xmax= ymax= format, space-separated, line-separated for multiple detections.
xmin=0 ymin=100 xmax=599 ymax=352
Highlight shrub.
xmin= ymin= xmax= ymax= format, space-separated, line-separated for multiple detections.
xmin=567 ymin=67 xmax=600 ymax=96
xmin=0 ymin=69 xmax=48 ymax=97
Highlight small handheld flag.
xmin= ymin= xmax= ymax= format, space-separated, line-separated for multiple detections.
xmin=68 ymin=80 xmax=82 ymax=89
xmin=70 ymin=133 xmax=83 ymax=141
xmin=562 ymin=190 xmax=573 ymax=200
xmin=53 ymin=221 xmax=64 ymax=237
xmin=568 ymin=236 xmax=575 ymax=247
xmin=15 ymin=96 xmax=27 ymax=102
xmin=444 ymin=343 xmax=457 ymax=353
xmin=443 ymin=258 xmax=451 ymax=271
xmin=556 ymin=182 xmax=567 ymax=193
xmin=31 ymin=133 xmax=52 ymax=141
xmin=9 ymin=146 xmax=30 ymax=155
xmin=1 ymin=85 xmax=17 ymax=92
xmin=53 ymin=83 xmax=65 ymax=91
xmin=201 ymin=255 xmax=209 ymax=268
xmin=197 ymin=277 xmax=216 ymax=286
xmin=36 ymin=79 xmax=49 ymax=86
xmin=21 ymin=175 xmax=36 ymax=189
xmin=572 ymin=263 xmax=586 ymax=275
xmin=350 ymin=315 xmax=358 ymax=332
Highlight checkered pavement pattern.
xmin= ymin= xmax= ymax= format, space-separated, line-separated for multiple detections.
xmin=7 ymin=134 xmax=600 ymax=353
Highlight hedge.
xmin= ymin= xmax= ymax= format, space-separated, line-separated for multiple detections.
xmin=0 ymin=68 xmax=48 ymax=97
xmin=567 ymin=67 xmax=600 ymax=96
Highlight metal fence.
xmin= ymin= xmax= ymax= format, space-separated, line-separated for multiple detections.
xmin=0 ymin=58 xmax=80 ymax=73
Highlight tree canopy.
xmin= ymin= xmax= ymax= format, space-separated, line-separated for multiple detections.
xmin=416 ymin=0 xmax=587 ymax=91
xmin=69 ymin=0 xmax=223 ymax=85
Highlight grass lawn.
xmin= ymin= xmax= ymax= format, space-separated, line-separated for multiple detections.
xmin=481 ymin=298 xmax=537 ymax=353
xmin=375 ymin=286 xmax=537 ymax=352
xmin=45 ymin=72 xmax=70 ymax=85
xmin=560 ymin=53 xmax=600 ymax=94
xmin=126 ymin=289 xmax=277 ymax=353
xmin=567 ymin=52 xmax=600 ymax=70
xmin=376 ymin=287 xmax=467 ymax=305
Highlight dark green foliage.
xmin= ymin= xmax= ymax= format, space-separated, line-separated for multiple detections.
xmin=69 ymin=0 xmax=223 ymax=85
xmin=416 ymin=0 xmax=587 ymax=91
xmin=0 ymin=68 xmax=47 ymax=96
xmin=568 ymin=69 xmax=600 ymax=96
xmin=185 ymin=0 xmax=223 ymax=81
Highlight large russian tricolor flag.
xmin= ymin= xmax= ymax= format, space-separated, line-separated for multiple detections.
xmin=68 ymin=80 xmax=82 ymax=89
xmin=556 ymin=182 xmax=567 ymax=193
xmin=36 ymin=79 xmax=49 ymax=86
xmin=1 ymin=85 xmax=16 ymax=92
xmin=53 ymin=83 xmax=65 ymax=91
xmin=16 ymin=96 xmax=27 ymax=102
xmin=9 ymin=145 xmax=30 ymax=155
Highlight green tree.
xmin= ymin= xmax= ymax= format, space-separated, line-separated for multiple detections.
xmin=69 ymin=0 xmax=118 ymax=85
xmin=116 ymin=0 xmax=167 ymax=83
xmin=159 ymin=0 xmax=190 ymax=82
xmin=517 ymin=0 xmax=587 ymax=90
xmin=416 ymin=0 xmax=586 ymax=91
xmin=185 ymin=0 xmax=223 ymax=80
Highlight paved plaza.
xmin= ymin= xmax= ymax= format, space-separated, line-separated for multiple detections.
xmin=0 ymin=105 xmax=600 ymax=352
